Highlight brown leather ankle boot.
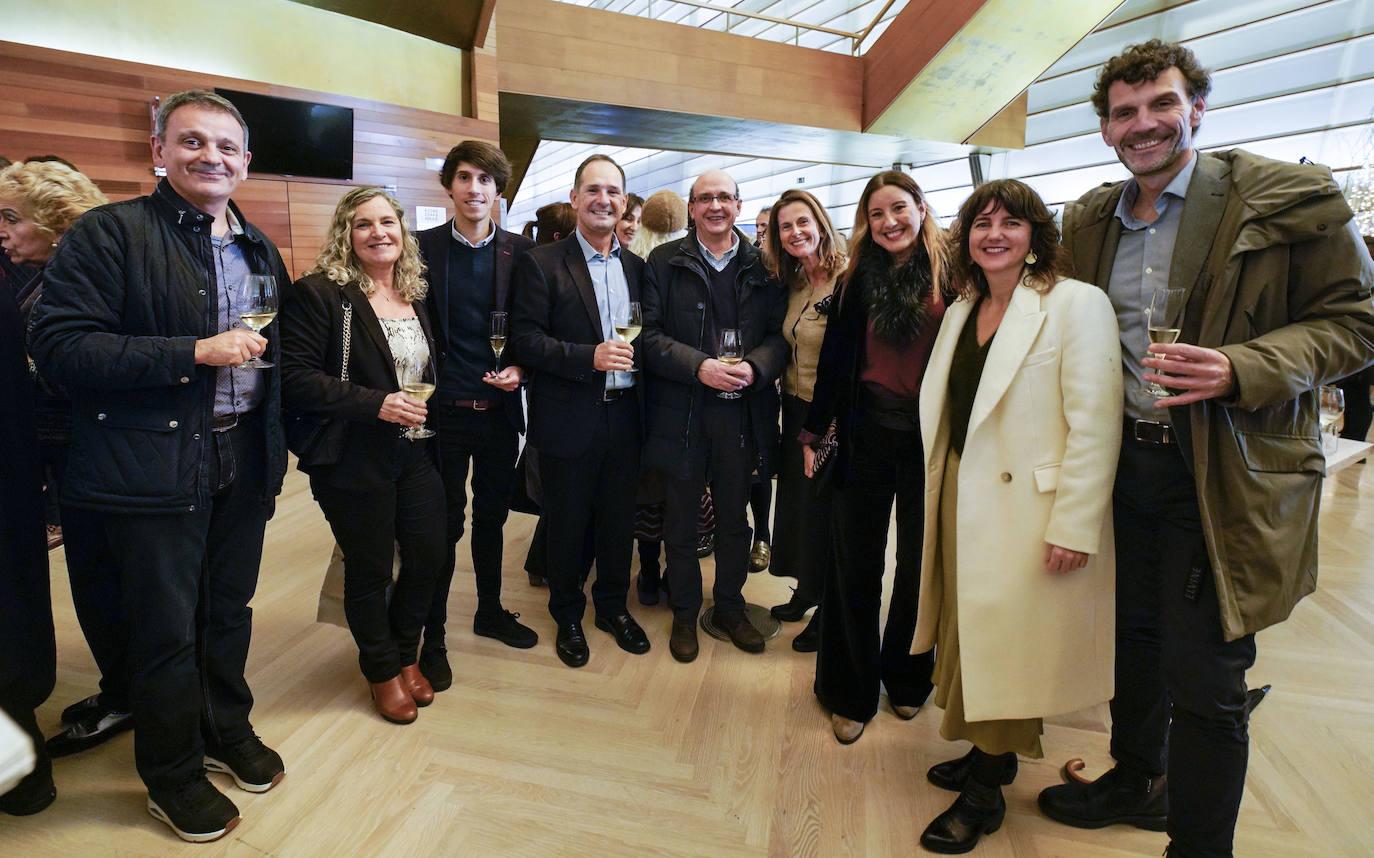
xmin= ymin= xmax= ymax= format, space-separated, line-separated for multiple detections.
xmin=399 ymin=663 xmax=434 ymax=707
xmin=368 ymin=676 xmax=418 ymax=724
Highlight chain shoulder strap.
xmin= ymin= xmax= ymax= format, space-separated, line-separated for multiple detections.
xmin=340 ymin=299 xmax=353 ymax=382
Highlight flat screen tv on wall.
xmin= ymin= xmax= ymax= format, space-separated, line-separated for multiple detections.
xmin=213 ymin=88 xmax=353 ymax=181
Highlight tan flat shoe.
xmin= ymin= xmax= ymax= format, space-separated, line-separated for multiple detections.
xmin=369 ymin=676 xmax=418 ymax=724
xmin=399 ymin=663 xmax=434 ymax=707
xmin=832 ymin=714 xmax=865 ymax=745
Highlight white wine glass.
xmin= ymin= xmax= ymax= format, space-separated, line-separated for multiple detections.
xmin=717 ymin=328 xmax=743 ymax=400
xmin=1319 ymin=385 xmax=1345 ymax=456
xmin=237 ymin=274 xmax=277 ymax=369
xmin=489 ymin=311 xmax=508 ymax=371
xmin=614 ymin=301 xmax=642 ymax=373
xmin=398 ymin=358 xmax=436 ymax=440
xmin=1144 ymin=287 xmax=1185 ymax=397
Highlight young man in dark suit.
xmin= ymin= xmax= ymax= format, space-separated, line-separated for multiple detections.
xmin=510 ymin=154 xmax=650 ymax=668
xmin=417 ymin=141 xmax=538 ymax=691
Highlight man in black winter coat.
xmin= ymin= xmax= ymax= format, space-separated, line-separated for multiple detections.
xmin=30 ymin=90 xmax=288 ymax=844
xmin=641 ymin=169 xmax=787 ymax=662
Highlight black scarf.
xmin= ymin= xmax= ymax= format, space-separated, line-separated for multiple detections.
xmin=856 ymin=241 xmax=934 ymax=347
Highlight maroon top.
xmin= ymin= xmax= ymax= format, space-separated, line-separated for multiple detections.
xmin=859 ymin=289 xmax=946 ymax=400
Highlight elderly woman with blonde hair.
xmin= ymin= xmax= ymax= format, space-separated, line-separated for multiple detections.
xmin=280 ymin=186 xmax=445 ymax=726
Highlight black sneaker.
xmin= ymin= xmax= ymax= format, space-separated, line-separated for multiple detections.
xmin=418 ymin=645 xmax=453 ymax=692
xmin=47 ymin=697 xmax=134 ymax=758
xmin=474 ymin=608 xmax=538 ymax=649
xmin=147 ymin=775 xmax=241 ymax=843
xmin=204 ymin=735 xmax=285 ymax=793
xmin=791 ymin=611 xmax=820 ymax=653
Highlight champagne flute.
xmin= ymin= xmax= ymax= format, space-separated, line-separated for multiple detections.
xmin=398 ymin=358 xmax=436 ymax=440
xmin=717 ymin=328 xmax=743 ymax=400
xmin=1319 ymin=385 xmax=1345 ymax=456
xmin=489 ymin=311 xmax=508 ymax=371
xmin=237 ymin=274 xmax=278 ymax=369
xmin=614 ymin=301 xmax=642 ymax=373
xmin=1143 ymin=287 xmax=1185 ymax=397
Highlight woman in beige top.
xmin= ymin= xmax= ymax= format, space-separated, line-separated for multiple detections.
xmin=761 ymin=188 xmax=846 ymax=651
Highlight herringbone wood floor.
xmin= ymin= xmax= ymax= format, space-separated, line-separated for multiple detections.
xmin=4 ymin=458 xmax=1372 ymax=857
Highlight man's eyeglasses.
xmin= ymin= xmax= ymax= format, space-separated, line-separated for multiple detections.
xmin=690 ymin=193 xmax=739 ymax=205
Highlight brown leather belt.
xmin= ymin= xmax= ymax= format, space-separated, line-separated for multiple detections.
xmin=1128 ymin=418 xmax=1175 ymax=445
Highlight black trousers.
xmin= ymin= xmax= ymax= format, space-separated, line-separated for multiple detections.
xmin=1336 ymin=373 xmax=1372 ymax=441
xmin=1110 ymin=439 xmax=1256 ymax=858
xmin=770 ymin=394 xmax=832 ymax=602
xmin=97 ymin=411 xmax=271 ymax=791
xmin=312 ymin=439 xmax=446 ymax=683
xmin=429 ymin=403 xmax=519 ymax=642
xmin=58 ymin=502 xmax=131 ymax=712
xmin=663 ymin=398 xmax=753 ymax=620
xmin=815 ymin=412 xmax=932 ymax=723
xmin=539 ymin=395 xmax=640 ymax=626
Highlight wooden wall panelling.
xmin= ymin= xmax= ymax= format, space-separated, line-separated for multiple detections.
xmin=0 ymin=40 xmax=499 ymax=278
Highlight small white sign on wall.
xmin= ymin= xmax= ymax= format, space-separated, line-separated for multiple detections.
xmin=415 ymin=206 xmax=448 ymax=231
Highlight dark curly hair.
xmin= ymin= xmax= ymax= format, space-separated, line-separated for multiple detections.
xmin=950 ymin=179 xmax=1064 ymax=300
xmin=1090 ymin=39 xmax=1211 ymax=122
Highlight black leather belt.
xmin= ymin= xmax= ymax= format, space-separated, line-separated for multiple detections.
xmin=600 ymin=388 xmax=630 ymax=403
xmin=1128 ymin=418 xmax=1175 ymax=445
xmin=212 ymin=414 xmax=238 ymax=432
xmin=441 ymin=399 xmax=494 ymax=411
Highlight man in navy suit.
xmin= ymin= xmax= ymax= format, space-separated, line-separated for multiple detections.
xmin=417 ymin=141 xmax=537 ymax=691
xmin=510 ymin=154 xmax=650 ymax=668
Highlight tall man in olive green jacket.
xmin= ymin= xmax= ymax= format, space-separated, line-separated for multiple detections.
xmin=1036 ymin=40 xmax=1374 ymax=858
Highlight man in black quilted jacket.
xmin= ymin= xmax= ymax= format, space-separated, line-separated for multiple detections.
xmin=30 ymin=90 xmax=289 ymax=844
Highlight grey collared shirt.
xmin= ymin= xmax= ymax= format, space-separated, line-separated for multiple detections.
xmin=211 ymin=210 xmax=265 ymax=420
xmin=574 ymin=229 xmax=633 ymax=390
xmin=1107 ymin=154 xmax=1198 ymax=422
xmin=451 ymin=218 xmax=496 ymax=249
xmin=697 ymin=233 xmax=739 ymax=272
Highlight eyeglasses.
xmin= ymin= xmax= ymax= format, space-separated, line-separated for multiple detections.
xmin=690 ymin=193 xmax=739 ymax=205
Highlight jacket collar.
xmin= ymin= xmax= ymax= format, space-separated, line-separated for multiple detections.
xmin=150 ymin=179 xmax=264 ymax=244
xmin=672 ymin=226 xmax=762 ymax=273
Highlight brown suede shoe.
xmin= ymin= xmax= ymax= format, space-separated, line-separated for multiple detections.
xmin=716 ymin=609 xmax=765 ymax=653
xmin=368 ymin=676 xmax=418 ymax=724
xmin=669 ymin=619 xmax=699 ymax=663
xmin=399 ymin=663 xmax=434 ymax=707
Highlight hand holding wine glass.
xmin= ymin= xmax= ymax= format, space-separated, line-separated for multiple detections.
xmin=1142 ymin=287 xmax=1184 ymax=397
xmin=716 ymin=328 xmax=744 ymax=399
xmin=236 ymin=274 xmax=278 ymax=369
xmin=489 ymin=311 xmax=508 ymax=370
xmin=397 ymin=358 xmax=436 ymax=440
xmin=614 ymin=301 xmax=641 ymax=372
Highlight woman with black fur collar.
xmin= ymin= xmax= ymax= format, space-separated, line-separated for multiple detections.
xmin=800 ymin=170 xmax=948 ymax=745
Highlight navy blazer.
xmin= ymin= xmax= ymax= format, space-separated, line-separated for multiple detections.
xmin=418 ymin=220 xmax=534 ymax=433
xmin=510 ymin=233 xmax=646 ymax=457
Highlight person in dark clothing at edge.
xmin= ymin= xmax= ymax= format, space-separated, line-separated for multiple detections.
xmin=29 ymin=89 xmax=289 ymax=844
xmin=640 ymin=168 xmax=787 ymax=663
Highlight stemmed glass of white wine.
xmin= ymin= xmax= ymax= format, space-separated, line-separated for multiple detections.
xmin=489 ymin=311 xmax=508 ymax=370
xmin=614 ymin=301 xmax=641 ymax=372
xmin=717 ymin=328 xmax=743 ymax=400
xmin=1144 ymin=287 xmax=1186 ymax=398
xmin=237 ymin=274 xmax=278 ymax=369
xmin=1319 ymin=385 xmax=1345 ymax=456
xmin=398 ymin=357 xmax=436 ymax=440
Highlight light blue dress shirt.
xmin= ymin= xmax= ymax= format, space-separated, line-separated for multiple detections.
xmin=575 ymin=229 xmax=634 ymax=390
xmin=697 ymin=233 xmax=739 ymax=272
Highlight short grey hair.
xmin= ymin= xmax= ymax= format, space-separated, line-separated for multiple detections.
xmin=155 ymin=89 xmax=250 ymax=149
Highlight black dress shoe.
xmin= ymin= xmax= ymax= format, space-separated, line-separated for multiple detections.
xmin=0 ymin=766 xmax=55 ymax=816
xmin=46 ymin=697 xmax=134 ymax=758
xmin=636 ymin=573 xmax=660 ymax=607
xmin=928 ymin=747 xmax=1017 ymax=792
xmin=555 ymin=622 xmax=590 ymax=668
xmin=920 ymin=777 xmax=1006 ymax=853
xmin=595 ymin=612 xmax=651 ymax=654
xmin=1037 ymin=765 xmax=1167 ymax=831
xmin=669 ymin=618 xmax=698 ymax=663
xmin=418 ymin=645 xmax=452 ymax=692
xmin=791 ymin=611 xmax=820 ymax=652
xmin=715 ymin=609 xmax=765 ymax=653
xmin=770 ymin=589 xmax=816 ymax=622
xmin=474 ymin=608 xmax=538 ymax=649
xmin=695 ymin=533 xmax=715 ymax=558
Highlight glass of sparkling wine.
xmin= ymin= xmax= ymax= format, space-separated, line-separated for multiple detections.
xmin=237 ymin=273 xmax=277 ymax=369
xmin=717 ymin=328 xmax=743 ymax=400
xmin=1144 ymin=287 xmax=1185 ymax=397
xmin=489 ymin=311 xmax=508 ymax=370
xmin=614 ymin=301 xmax=642 ymax=372
xmin=1319 ymin=385 xmax=1344 ymax=456
xmin=398 ymin=358 xmax=436 ymax=440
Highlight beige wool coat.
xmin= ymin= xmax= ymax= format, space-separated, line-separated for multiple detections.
xmin=912 ymin=278 xmax=1123 ymax=723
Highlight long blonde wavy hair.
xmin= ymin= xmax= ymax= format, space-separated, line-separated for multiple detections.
xmin=309 ymin=186 xmax=427 ymax=301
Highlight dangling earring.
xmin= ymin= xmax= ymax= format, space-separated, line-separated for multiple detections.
xmin=1024 ymin=251 xmax=1037 ymax=265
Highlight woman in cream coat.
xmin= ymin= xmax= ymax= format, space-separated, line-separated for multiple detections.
xmin=913 ymin=180 xmax=1123 ymax=854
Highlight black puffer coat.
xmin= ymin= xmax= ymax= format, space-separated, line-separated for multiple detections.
xmin=29 ymin=180 xmax=288 ymax=514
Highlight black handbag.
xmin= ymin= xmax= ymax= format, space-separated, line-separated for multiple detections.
xmin=287 ymin=299 xmax=352 ymax=467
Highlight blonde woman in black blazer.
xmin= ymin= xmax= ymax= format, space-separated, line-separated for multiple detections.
xmin=280 ymin=187 xmax=444 ymax=726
